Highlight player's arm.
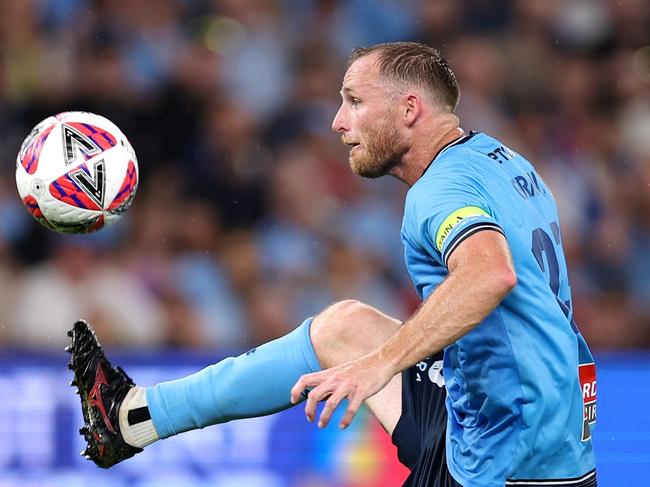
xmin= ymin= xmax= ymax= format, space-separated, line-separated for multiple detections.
xmin=291 ymin=228 xmax=516 ymax=429
xmin=376 ymin=228 xmax=516 ymax=375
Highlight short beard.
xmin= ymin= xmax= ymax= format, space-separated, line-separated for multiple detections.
xmin=349 ymin=118 xmax=408 ymax=179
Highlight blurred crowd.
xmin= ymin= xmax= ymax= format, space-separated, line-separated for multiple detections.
xmin=0 ymin=0 xmax=648 ymax=351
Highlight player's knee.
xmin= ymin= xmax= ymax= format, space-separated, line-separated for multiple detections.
xmin=313 ymin=300 xmax=378 ymax=336
xmin=310 ymin=300 xmax=400 ymax=366
xmin=317 ymin=299 xmax=368 ymax=323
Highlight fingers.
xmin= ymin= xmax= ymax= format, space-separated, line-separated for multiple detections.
xmin=290 ymin=372 xmax=321 ymax=404
xmin=303 ymin=381 xmax=334 ymax=423
xmin=290 ymin=367 xmax=367 ymax=429
xmin=317 ymin=388 xmax=353 ymax=429
xmin=338 ymin=395 xmax=363 ymax=429
xmin=310 ymin=384 xmax=362 ymax=429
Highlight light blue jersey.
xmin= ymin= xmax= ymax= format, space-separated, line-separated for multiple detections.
xmin=401 ymin=132 xmax=596 ymax=487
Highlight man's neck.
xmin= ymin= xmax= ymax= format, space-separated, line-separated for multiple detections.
xmin=391 ymin=120 xmax=465 ymax=186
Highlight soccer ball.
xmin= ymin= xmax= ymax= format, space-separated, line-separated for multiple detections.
xmin=15 ymin=111 xmax=139 ymax=234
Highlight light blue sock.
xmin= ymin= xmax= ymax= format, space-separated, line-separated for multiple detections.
xmin=146 ymin=318 xmax=321 ymax=438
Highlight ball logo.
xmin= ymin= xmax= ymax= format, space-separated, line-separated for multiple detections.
xmin=69 ymin=160 xmax=107 ymax=208
xmin=62 ymin=124 xmax=101 ymax=166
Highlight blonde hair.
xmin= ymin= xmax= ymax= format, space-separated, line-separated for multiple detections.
xmin=347 ymin=42 xmax=460 ymax=112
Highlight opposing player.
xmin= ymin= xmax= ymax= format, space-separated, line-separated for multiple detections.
xmin=68 ymin=42 xmax=597 ymax=486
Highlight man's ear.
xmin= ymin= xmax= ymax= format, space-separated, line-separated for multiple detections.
xmin=404 ymin=94 xmax=422 ymax=128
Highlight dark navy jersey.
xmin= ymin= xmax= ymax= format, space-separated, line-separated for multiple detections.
xmin=400 ymin=132 xmax=596 ymax=487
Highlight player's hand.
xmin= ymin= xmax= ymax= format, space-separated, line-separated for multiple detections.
xmin=290 ymin=354 xmax=394 ymax=430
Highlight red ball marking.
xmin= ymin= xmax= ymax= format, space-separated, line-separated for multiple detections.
xmin=20 ymin=124 xmax=55 ymax=174
xmin=49 ymin=170 xmax=102 ymax=211
xmin=87 ymin=214 xmax=105 ymax=233
xmin=108 ymin=160 xmax=138 ymax=210
xmin=22 ymin=195 xmax=44 ymax=218
xmin=67 ymin=122 xmax=116 ymax=151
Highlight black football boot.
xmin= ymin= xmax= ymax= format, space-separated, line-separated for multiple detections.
xmin=67 ymin=319 xmax=143 ymax=468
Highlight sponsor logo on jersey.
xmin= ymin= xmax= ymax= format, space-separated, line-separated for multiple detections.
xmin=579 ymin=362 xmax=597 ymax=441
xmin=435 ymin=206 xmax=490 ymax=252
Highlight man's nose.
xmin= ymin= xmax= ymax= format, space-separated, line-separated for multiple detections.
xmin=332 ymin=105 xmax=348 ymax=133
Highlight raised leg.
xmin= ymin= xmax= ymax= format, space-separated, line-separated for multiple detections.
xmin=310 ymin=300 xmax=403 ymax=434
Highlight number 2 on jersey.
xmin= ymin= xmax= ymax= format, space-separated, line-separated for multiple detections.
xmin=531 ymin=222 xmax=578 ymax=333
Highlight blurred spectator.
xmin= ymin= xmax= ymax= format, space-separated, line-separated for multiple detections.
xmin=216 ymin=0 xmax=292 ymax=119
xmin=170 ymin=199 xmax=248 ymax=347
xmin=8 ymin=239 xmax=169 ymax=348
xmin=1 ymin=0 xmax=649 ymax=351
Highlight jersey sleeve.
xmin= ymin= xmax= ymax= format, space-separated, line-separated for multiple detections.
xmin=407 ymin=171 xmax=505 ymax=267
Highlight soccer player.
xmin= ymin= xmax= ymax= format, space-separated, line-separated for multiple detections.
xmin=68 ymin=42 xmax=597 ymax=486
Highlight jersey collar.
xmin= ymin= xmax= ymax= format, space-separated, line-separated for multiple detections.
xmin=421 ymin=130 xmax=479 ymax=177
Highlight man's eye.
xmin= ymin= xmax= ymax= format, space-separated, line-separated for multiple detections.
xmin=351 ymin=98 xmax=360 ymax=107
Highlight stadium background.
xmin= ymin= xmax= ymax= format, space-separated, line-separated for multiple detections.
xmin=0 ymin=0 xmax=649 ymax=485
